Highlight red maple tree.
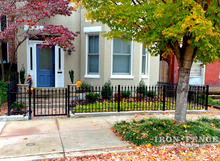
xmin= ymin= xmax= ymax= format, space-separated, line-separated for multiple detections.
xmin=0 ymin=0 xmax=79 ymax=81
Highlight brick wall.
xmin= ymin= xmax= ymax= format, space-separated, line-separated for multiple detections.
xmin=205 ymin=62 xmax=220 ymax=87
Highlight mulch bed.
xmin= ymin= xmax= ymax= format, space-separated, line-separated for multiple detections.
xmin=0 ymin=102 xmax=8 ymax=116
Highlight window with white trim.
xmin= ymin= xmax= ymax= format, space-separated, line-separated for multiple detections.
xmin=113 ymin=38 xmax=131 ymax=75
xmin=190 ymin=63 xmax=202 ymax=77
xmin=87 ymin=35 xmax=99 ymax=75
xmin=142 ymin=44 xmax=148 ymax=75
xmin=0 ymin=16 xmax=8 ymax=64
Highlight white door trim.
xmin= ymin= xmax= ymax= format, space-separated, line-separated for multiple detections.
xmin=55 ymin=46 xmax=65 ymax=87
xmin=27 ymin=40 xmax=65 ymax=87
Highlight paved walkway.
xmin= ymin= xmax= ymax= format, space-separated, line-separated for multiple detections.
xmin=0 ymin=109 xmax=219 ymax=161
xmin=0 ymin=116 xmax=132 ymax=161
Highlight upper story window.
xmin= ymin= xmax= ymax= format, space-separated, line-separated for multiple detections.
xmin=142 ymin=44 xmax=148 ymax=75
xmin=87 ymin=35 xmax=99 ymax=75
xmin=0 ymin=16 xmax=8 ymax=64
xmin=1 ymin=16 xmax=7 ymax=31
xmin=113 ymin=38 xmax=132 ymax=75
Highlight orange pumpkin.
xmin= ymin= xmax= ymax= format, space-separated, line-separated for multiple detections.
xmin=76 ymin=81 xmax=82 ymax=87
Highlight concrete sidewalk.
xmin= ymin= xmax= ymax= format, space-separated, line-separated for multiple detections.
xmin=0 ymin=110 xmax=219 ymax=161
xmin=0 ymin=116 xmax=132 ymax=161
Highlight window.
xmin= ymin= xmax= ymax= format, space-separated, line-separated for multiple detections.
xmin=59 ymin=48 xmax=61 ymax=70
xmin=113 ymin=38 xmax=131 ymax=75
xmin=142 ymin=44 xmax=148 ymax=75
xmin=0 ymin=16 xmax=8 ymax=64
xmin=190 ymin=63 xmax=202 ymax=77
xmin=30 ymin=47 xmax=33 ymax=70
xmin=1 ymin=16 xmax=7 ymax=31
xmin=87 ymin=35 xmax=99 ymax=74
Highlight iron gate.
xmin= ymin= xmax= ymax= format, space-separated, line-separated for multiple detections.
xmin=33 ymin=88 xmax=68 ymax=117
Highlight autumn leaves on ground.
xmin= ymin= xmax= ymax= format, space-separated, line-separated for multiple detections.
xmin=48 ymin=144 xmax=219 ymax=161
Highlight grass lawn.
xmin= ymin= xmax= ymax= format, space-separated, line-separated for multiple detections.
xmin=73 ymin=101 xmax=202 ymax=112
xmin=113 ymin=118 xmax=220 ymax=146
xmin=208 ymin=97 xmax=220 ymax=107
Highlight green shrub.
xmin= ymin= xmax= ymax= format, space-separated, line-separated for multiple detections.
xmin=19 ymin=65 xmax=25 ymax=84
xmin=69 ymin=70 xmax=74 ymax=84
xmin=137 ymin=80 xmax=156 ymax=98
xmin=0 ymin=81 xmax=7 ymax=93
xmin=86 ymin=92 xmax=100 ymax=103
xmin=0 ymin=81 xmax=8 ymax=107
xmin=101 ymin=80 xmax=113 ymax=99
xmin=146 ymin=90 xmax=157 ymax=98
xmin=80 ymin=82 xmax=92 ymax=92
xmin=11 ymin=102 xmax=25 ymax=112
xmin=137 ymin=79 xmax=146 ymax=95
xmin=121 ymin=91 xmax=131 ymax=99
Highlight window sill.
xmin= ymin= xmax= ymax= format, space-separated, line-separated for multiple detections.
xmin=190 ymin=76 xmax=202 ymax=78
xmin=111 ymin=75 xmax=134 ymax=79
xmin=141 ymin=75 xmax=149 ymax=79
xmin=84 ymin=75 xmax=100 ymax=79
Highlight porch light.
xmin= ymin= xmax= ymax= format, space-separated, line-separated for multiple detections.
xmin=67 ymin=48 xmax=72 ymax=55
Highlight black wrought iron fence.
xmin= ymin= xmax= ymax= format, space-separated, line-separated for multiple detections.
xmin=68 ymin=83 xmax=209 ymax=114
xmin=8 ymin=82 xmax=209 ymax=119
xmin=8 ymin=83 xmax=31 ymax=118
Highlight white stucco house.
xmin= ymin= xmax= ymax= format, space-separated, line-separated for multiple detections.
xmin=17 ymin=9 xmax=160 ymax=87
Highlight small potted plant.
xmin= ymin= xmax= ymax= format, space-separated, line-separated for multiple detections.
xmin=20 ymin=65 xmax=26 ymax=84
xmin=69 ymin=70 xmax=74 ymax=84
xmin=17 ymin=65 xmax=28 ymax=86
xmin=17 ymin=65 xmax=29 ymax=97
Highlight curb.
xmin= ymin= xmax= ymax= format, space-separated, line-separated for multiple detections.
xmin=0 ymin=121 xmax=6 ymax=134
xmin=0 ymin=149 xmax=135 ymax=161
xmin=65 ymin=149 xmax=135 ymax=158
xmin=0 ymin=114 xmax=29 ymax=121
xmin=71 ymin=110 xmax=208 ymax=118
xmin=0 ymin=153 xmax=64 ymax=161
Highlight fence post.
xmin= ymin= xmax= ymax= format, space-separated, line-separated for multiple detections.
xmin=205 ymin=85 xmax=209 ymax=110
xmin=7 ymin=83 xmax=11 ymax=116
xmin=67 ymin=86 xmax=70 ymax=117
xmin=118 ymin=85 xmax=120 ymax=112
xmin=28 ymin=85 xmax=32 ymax=120
xmin=163 ymin=85 xmax=166 ymax=111
xmin=33 ymin=88 xmax=35 ymax=117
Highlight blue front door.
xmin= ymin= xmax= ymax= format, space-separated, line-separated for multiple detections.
xmin=37 ymin=45 xmax=55 ymax=87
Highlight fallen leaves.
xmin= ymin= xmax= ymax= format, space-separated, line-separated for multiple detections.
xmin=46 ymin=144 xmax=220 ymax=161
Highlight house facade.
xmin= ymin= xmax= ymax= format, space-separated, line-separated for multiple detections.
xmin=17 ymin=9 xmax=160 ymax=87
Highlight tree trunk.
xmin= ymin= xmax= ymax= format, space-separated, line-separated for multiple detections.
xmin=174 ymin=67 xmax=191 ymax=123
xmin=0 ymin=42 xmax=5 ymax=82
